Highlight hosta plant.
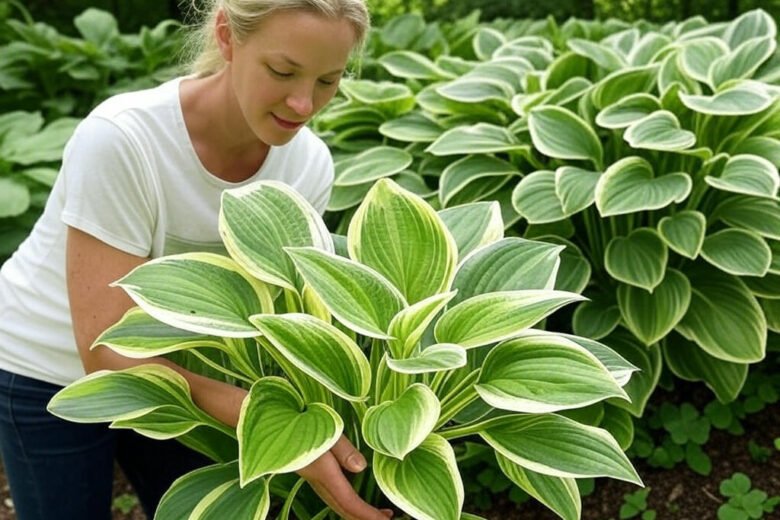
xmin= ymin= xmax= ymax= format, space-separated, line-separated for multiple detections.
xmin=48 ymin=179 xmax=641 ymax=520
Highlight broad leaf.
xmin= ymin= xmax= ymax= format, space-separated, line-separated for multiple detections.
xmin=427 ymin=123 xmax=529 ymax=156
xmin=604 ymin=228 xmax=668 ymax=291
xmin=555 ymin=167 xmax=601 ymax=216
xmin=386 ymin=344 xmax=467 ymax=374
xmin=657 ymin=210 xmax=706 ymax=259
xmin=705 ymin=154 xmax=779 ymax=199
xmin=624 ymin=111 xmax=696 ymax=151
xmin=604 ymin=332 xmax=662 ymax=417
xmin=438 ymin=202 xmax=504 ymax=260
xmin=496 ymin=454 xmax=580 ymax=520
xmin=679 ymin=82 xmax=773 ymax=115
xmin=336 ymin=146 xmax=413 ymax=186
xmin=596 ymin=157 xmax=691 ymax=216
xmin=700 ymin=228 xmax=771 ymax=276
xmin=512 ymin=170 xmax=567 ymax=224
xmin=529 ymin=106 xmax=604 ymax=169
xmin=387 ymin=292 xmax=457 ymax=359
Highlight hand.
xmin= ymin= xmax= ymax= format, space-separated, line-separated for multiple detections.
xmin=297 ymin=435 xmax=393 ymax=520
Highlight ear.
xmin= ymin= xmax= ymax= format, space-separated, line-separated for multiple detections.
xmin=215 ymin=9 xmax=233 ymax=62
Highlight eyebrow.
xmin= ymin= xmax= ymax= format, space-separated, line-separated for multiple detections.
xmin=279 ymin=54 xmax=344 ymax=76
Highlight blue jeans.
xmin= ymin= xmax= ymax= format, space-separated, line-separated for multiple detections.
xmin=0 ymin=368 xmax=211 ymax=520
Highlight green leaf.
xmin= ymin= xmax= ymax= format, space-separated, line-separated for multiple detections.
xmin=437 ymin=78 xmax=513 ymax=104
xmin=591 ymin=66 xmax=658 ymax=110
xmin=477 ymin=335 xmax=627 ymax=413
xmin=387 ymin=292 xmax=457 ymax=359
xmin=733 ymin=137 xmax=780 ymax=167
xmin=679 ymin=37 xmax=731 ymax=83
xmin=555 ymin=167 xmax=601 ymax=216
xmin=379 ymin=50 xmax=452 ymax=80
xmin=705 ymin=154 xmax=779 ymax=199
xmin=363 ymin=384 xmax=440 ymax=459
xmin=512 ymin=170 xmax=567 ymax=224
xmin=572 ymin=296 xmax=621 ymax=340
xmin=427 ymin=123 xmax=529 ymax=156
xmin=93 ymin=307 xmax=226 ymax=358
xmin=386 ymin=343 xmax=467 ymax=374
xmin=219 ymin=181 xmax=333 ymax=291
xmin=618 ymin=269 xmax=691 ymax=346
xmin=709 ymin=36 xmax=776 ymax=88
xmin=114 ymin=253 xmax=272 ymax=337
xmin=0 ymin=178 xmax=30 ymax=217
xmin=238 ymin=377 xmax=341 ymax=483
xmin=435 ymin=290 xmax=584 ymax=348
xmin=676 ymin=266 xmax=766 ymax=363
xmin=596 ymin=93 xmax=661 ymax=129
xmin=438 ymin=202 xmax=504 ymax=260
xmin=723 ymin=9 xmax=777 ymax=49
xmin=473 ymin=27 xmax=507 ymax=61
xmin=348 ymin=179 xmax=458 ymax=304
xmin=1 ymin=117 xmax=79 ymax=165
xmin=439 ymin=155 xmax=517 ymax=207
xmin=605 ymin=332 xmax=662 ymax=417
xmin=379 ymin=112 xmax=444 ymax=143
xmin=543 ymin=236 xmax=592 ymax=295
xmin=624 ymin=111 xmax=696 ymax=151
xmin=657 ymin=210 xmax=707 ymax=259
xmin=451 ymin=237 xmax=563 ymax=304
xmin=480 ymin=414 xmax=641 ymax=485
xmin=286 ymin=247 xmax=405 ymax=339
xmin=496 ymin=454 xmax=581 ymax=520
xmin=567 ymin=38 xmax=625 ymax=71
xmin=700 ymin=228 xmax=771 ymax=276
xmin=605 ymin=228 xmax=668 ymax=291
xmin=663 ymin=332 xmax=748 ymax=403
xmin=679 ymin=82 xmax=773 ymax=116
xmin=596 ymin=157 xmax=691 ymax=216
xmin=715 ymin=195 xmax=780 ymax=240
xmin=374 ymin=434 xmax=463 ymax=520
xmin=529 ymin=106 xmax=604 ymax=169
xmin=74 ymin=8 xmax=119 ymax=47
xmin=599 ymin=406 xmax=635 ymax=451
xmin=339 ymin=79 xmax=415 ymax=116
xmin=249 ymin=314 xmax=371 ymax=401
xmin=335 ymin=146 xmax=413 ymax=186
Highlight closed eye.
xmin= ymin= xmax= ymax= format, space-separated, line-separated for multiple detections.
xmin=268 ymin=65 xmax=293 ymax=78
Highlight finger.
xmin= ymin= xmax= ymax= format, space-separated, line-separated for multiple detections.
xmin=381 ymin=508 xmax=394 ymax=518
xmin=301 ymin=452 xmax=390 ymax=520
xmin=330 ymin=434 xmax=367 ymax=472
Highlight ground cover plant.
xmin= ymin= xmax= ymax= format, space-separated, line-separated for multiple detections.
xmin=48 ymin=179 xmax=641 ymax=519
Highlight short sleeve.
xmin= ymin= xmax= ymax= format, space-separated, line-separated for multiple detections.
xmin=60 ymin=116 xmax=157 ymax=257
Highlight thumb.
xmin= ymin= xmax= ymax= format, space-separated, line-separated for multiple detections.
xmin=330 ymin=434 xmax=367 ymax=472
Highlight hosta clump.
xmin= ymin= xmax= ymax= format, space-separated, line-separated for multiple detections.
xmin=48 ymin=179 xmax=641 ymax=520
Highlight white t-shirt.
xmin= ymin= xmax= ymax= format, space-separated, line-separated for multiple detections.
xmin=0 ymin=76 xmax=334 ymax=386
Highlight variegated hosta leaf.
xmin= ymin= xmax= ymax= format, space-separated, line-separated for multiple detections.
xmin=93 ymin=307 xmax=226 ymax=358
xmin=566 ymin=38 xmax=625 ymax=71
xmin=744 ymin=273 xmax=780 ymax=299
xmin=679 ymin=37 xmax=730 ymax=83
xmin=541 ymin=236 xmax=592 ymax=294
xmin=591 ymin=65 xmax=658 ymax=110
xmin=715 ymin=195 xmax=780 ymax=240
xmin=48 ymin=364 xmax=199 ymax=423
xmin=572 ymin=296 xmax=622 ymax=340
xmin=595 ymin=156 xmax=692 ymax=217
xmin=249 ymin=314 xmax=371 ymax=401
xmin=238 ymin=377 xmax=342 ymax=483
xmin=555 ymin=167 xmax=601 ymax=216
xmin=339 ymin=79 xmax=416 ymax=116
xmin=426 ymin=123 xmax=529 ymax=156
xmin=335 ymin=146 xmax=413 ymax=186
xmin=700 ymin=228 xmax=772 ymax=276
xmin=599 ymin=406 xmax=635 ymax=451
xmin=723 ymin=8 xmax=777 ymax=50
xmin=479 ymin=414 xmax=641 ymax=484
xmin=0 ymin=178 xmax=28 ymax=217
xmin=709 ymin=35 xmax=776 ymax=88
xmin=363 ymin=384 xmax=440 ymax=459
xmin=379 ymin=112 xmax=444 ymax=143
xmin=437 ymin=78 xmax=513 ymax=104
xmin=476 ymin=335 xmax=627 ymax=413
xmin=528 ymin=106 xmax=604 ymax=169
xmin=451 ymin=238 xmax=563 ymax=305
xmin=378 ymin=50 xmax=453 ymax=80
xmin=439 ymin=155 xmax=517 ymax=207
xmin=628 ymin=32 xmax=672 ymax=66
xmin=734 ymin=137 xmax=780 ymax=167
xmin=473 ymin=27 xmax=507 ymax=61
xmin=658 ymin=51 xmax=700 ymax=95
xmin=348 ymin=179 xmax=458 ymax=305
xmin=512 ymin=170 xmax=567 ymax=224
xmin=617 ymin=269 xmax=692 ymax=346
xmin=679 ymin=82 xmax=773 ymax=115
xmin=545 ymin=52 xmax=590 ymax=90
xmin=496 ymin=453 xmax=581 ymax=520
xmin=605 ymin=332 xmax=662 ymax=417
xmin=705 ymin=154 xmax=779 ymax=199
xmin=387 ymin=292 xmax=457 ymax=359
xmin=438 ymin=202 xmax=504 ymax=260
xmin=470 ymin=58 xmax=530 ymax=92
xmin=663 ymin=333 xmax=748 ymax=403
xmin=220 ymin=181 xmax=333 ymax=291
xmin=544 ymin=77 xmax=593 ymax=107
xmin=285 ymin=247 xmax=406 ymax=339
xmin=624 ymin=110 xmax=696 ymax=151
xmin=374 ymin=434 xmax=464 ymax=520
xmin=657 ymin=210 xmax=707 ymax=259
xmin=676 ymin=266 xmax=766 ymax=363
xmin=605 ymin=228 xmax=668 ymax=291
xmin=435 ymin=290 xmax=585 ymax=348
xmin=156 ymin=462 xmax=270 ymax=520
xmin=113 ymin=253 xmax=272 ymax=337
xmin=386 ymin=343 xmax=467 ymax=374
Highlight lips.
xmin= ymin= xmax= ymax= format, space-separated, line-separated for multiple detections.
xmin=272 ymin=114 xmax=305 ymax=130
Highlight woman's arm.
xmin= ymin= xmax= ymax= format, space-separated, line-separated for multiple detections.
xmin=66 ymin=226 xmax=392 ymax=520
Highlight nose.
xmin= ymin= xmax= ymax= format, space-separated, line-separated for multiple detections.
xmin=286 ymin=84 xmax=315 ymax=118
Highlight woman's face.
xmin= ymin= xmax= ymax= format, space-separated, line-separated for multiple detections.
xmin=223 ymin=9 xmax=356 ymax=146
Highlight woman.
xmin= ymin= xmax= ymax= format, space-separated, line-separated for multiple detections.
xmin=0 ymin=1 xmax=392 ymax=518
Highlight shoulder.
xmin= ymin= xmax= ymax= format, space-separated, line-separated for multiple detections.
xmin=89 ymin=76 xmax=181 ymax=123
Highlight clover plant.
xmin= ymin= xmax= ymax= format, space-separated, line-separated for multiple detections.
xmin=48 ymin=179 xmax=640 ymax=520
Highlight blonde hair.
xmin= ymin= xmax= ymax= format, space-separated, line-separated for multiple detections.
xmin=187 ymin=0 xmax=370 ymax=76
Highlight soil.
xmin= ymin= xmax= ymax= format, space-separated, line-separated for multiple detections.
xmin=0 ymin=395 xmax=776 ymax=519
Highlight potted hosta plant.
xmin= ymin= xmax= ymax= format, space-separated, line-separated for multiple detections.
xmin=48 ymin=178 xmax=641 ymax=520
